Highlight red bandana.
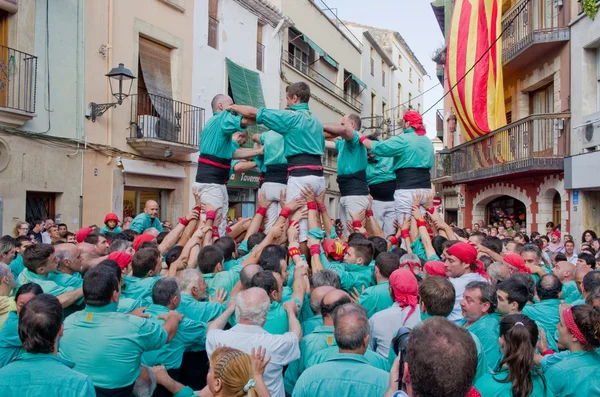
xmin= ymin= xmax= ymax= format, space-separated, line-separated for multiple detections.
xmin=404 ymin=110 xmax=426 ymax=136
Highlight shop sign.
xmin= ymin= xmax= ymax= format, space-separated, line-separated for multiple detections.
xmin=228 ymin=171 xmax=260 ymax=188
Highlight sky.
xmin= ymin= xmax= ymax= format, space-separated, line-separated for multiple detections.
xmin=323 ymin=0 xmax=446 ymax=138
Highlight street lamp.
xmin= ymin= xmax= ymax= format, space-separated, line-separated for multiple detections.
xmin=87 ymin=63 xmax=136 ymax=122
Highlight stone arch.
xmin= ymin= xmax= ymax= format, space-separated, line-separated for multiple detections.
xmin=472 ymin=183 xmax=534 ymax=234
xmin=537 ymin=175 xmax=568 ymax=234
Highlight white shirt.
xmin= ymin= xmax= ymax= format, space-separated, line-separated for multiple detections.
xmin=566 ymin=254 xmax=578 ymax=266
xmin=368 ymin=302 xmax=422 ymax=358
xmin=206 ymin=324 xmax=300 ymax=397
xmin=41 ymin=232 xmax=51 ymax=244
xmin=448 ymin=272 xmax=488 ymax=323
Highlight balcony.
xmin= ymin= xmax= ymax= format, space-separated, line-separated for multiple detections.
xmin=436 ymin=109 xmax=444 ymax=140
xmin=0 ymin=45 xmax=37 ymax=127
xmin=284 ymin=50 xmax=362 ymax=111
xmin=502 ymin=0 xmax=569 ymax=71
xmin=128 ymin=93 xmax=205 ymax=157
xmin=432 ymin=113 xmax=570 ymax=184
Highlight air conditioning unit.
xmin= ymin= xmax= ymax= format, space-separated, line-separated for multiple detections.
xmin=137 ymin=115 xmax=159 ymax=139
xmin=582 ymin=120 xmax=600 ymax=150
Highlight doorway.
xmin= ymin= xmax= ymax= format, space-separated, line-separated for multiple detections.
xmin=123 ymin=188 xmax=163 ymax=220
xmin=26 ymin=191 xmax=56 ymax=223
xmin=552 ymin=191 xmax=561 ymax=228
xmin=486 ymin=195 xmax=526 ymax=226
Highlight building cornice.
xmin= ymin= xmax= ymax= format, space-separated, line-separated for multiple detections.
xmin=233 ymin=0 xmax=294 ymax=28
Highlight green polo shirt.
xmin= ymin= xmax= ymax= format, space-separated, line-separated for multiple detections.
xmin=9 ymin=254 xmax=24 ymax=280
xmin=259 ymin=130 xmax=287 ymax=170
xmin=256 ymin=103 xmax=324 ymax=157
xmin=121 ymin=275 xmax=160 ymax=303
xmin=17 ymin=269 xmax=76 ymax=297
xmin=0 ymin=297 xmax=15 ymax=331
xmin=59 ymin=302 xmax=167 ymax=389
xmin=475 ymin=369 xmax=553 ymax=397
xmin=263 ymin=301 xmax=289 ymax=335
xmin=0 ymin=311 xmax=22 ymax=368
xmin=320 ymin=254 xmax=374 ymax=293
xmin=335 ymin=132 xmax=367 ymax=176
xmin=202 ymin=265 xmax=242 ymax=301
xmin=176 ymin=293 xmax=224 ymax=324
xmin=370 ymin=127 xmax=434 ymax=170
xmin=141 ymin=304 xmax=207 ymax=368
xmin=461 ymin=312 xmax=502 ymax=371
xmin=307 ymin=347 xmax=390 ymax=372
xmin=561 ymin=280 xmax=582 ymax=304
xmin=357 ymin=281 xmax=393 ymax=318
xmin=129 ymin=213 xmax=164 ymax=234
xmin=199 ymin=111 xmax=246 ymax=158
xmin=366 ymin=155 xmax=396 ymax=186
xmin=293 ymin=353 xmax=388 ymax=397
xmin=49 ymin=271 xmax=83 ymax=289
xmin=301 ymin=314 xmax=323 ymax=337
xmin=0 ymin=352 xmax=96 ymax=397
xmin=545 ymin=351 xmax=600 ymax=396
xmin=523 ymin=299 xmax=561 ymax=352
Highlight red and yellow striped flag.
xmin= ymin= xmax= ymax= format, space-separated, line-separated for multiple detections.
xmin=447 ymin=0 xmax=506 ymax=144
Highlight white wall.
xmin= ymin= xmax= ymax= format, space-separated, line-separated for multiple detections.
xmin=390 ymin=40 xmax=425 ymax=118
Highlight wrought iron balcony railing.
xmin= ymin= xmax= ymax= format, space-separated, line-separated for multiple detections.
xmin=0 ymin=45 xmax=37 ymax=114
xmin=433 ymin=113 xmax=570 ymax=183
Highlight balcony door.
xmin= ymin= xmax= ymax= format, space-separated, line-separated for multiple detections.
xmin=532 ymin=0 xmax=554 ymax=30
xmin=0 ymin=10 xmax=8 ymax=108
xmin=530 ymin=84 xmax=554 ymax=155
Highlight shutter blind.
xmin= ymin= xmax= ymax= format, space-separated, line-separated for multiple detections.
xmin=209 ymin=0 xmax=218 ymax=18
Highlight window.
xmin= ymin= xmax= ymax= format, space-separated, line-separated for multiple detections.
xmin=123 ymin=189 xmax=164 ymax=220
xmin=256 ymin=24 xmax=264 ymax=71
xmin=408 ymin=92 xmax=413 ymax=108
xmin=417 ymin=103 xmax=421 ymax=113
xmin=371 ymin=92 xmax=376 ymax=118
xmin=208 ymin=0 xmax=219 ymax=49
xmin=418 ymin=78 xmax=421 ymax=91
xmin=397 ymin=83 xmax=402 ymax=118
xmin=343 ymin=69 xmax=362 ymax=108
xmin=506 ymin=111 xmax=512 ymax=124
xmin=398 ymin=54 xmax=402 ymax=70
xmin=370 ymin=47 xmax=375 ymax=76
xmin=530 ymin=84 xmax=554 ymax=114
xmin=26 ymin=192 xmax=56 ymax=225
xmin=597 ymin=49 xmax=600 ymax=111
xmin=381 ymin=61 xmax=386 ymax=87
xmin=288 ymin=29 xmax=309 ymax=74
xmin=382 ymin=101 xmax=388 ymax=133
xmin=409 ymin=67 xmax=413 ymax=82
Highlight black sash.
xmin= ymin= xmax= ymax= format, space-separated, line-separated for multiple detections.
xmin=394 ymin=168 xmax=431 ymax=189
xmin=337 ymin=170 xmax=369 ymax=197
xmin=369 ymin=180 xmax=396 ymax=202
xmin=287 ymin=154 xmax=324 ymax=177
xmin=94 ymin=384 xmax=134 ymax=397
xmin=264 ymin=164 xmax=289 ymax=184
xmin=196 ymin=154 xmax=231 ymax=184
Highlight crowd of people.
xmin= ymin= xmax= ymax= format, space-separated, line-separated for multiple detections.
xmin=0 ymin=84 xmax=599 ymax=397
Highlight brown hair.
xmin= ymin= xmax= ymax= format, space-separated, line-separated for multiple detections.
xmin=286 ymin=82 xmax=310 ymax=103
xmin=210 ymin=347 xmax=258 ymax=397
xmin=571 ymin=305 xmax=600 ymax=351
xmin=419 ymin=276 xmax=455 ymax=317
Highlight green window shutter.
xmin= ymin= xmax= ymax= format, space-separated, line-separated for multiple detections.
xmin=226 ymin=58 xmax=267 ymax=144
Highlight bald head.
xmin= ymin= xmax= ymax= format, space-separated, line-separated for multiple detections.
xmin=240 ymin=265 xmax=262 ymax=289
xmin=235 ymin=287 xmax=271 ymax=326
xmin=55 ymin=243 xmax=82 ymax=274
xmin=211 ymin=94 xmax=233 ymax=113
xmin=333 ymin=303 xmax=370 ymax=353
xmin=576 ymin=265 xmax=591 ymax=294
xmin=310 ymin=286 xmax=336 ymax=315
xmin=144 ymin=201 xmax=159 ymax=219
xmin=321 ymin=289 xmax=351 ymax=322
xmin=553 ymin=261 xmax=575 ymax=283
xmin=78 ymin=242 xmax=96 ymax=256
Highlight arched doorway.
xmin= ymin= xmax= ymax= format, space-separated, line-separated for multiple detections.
xmin=472 ymin=183 xmax=533 ymax=234
xmin=552 ymin=192 xmax=561 ymax=230
xmin=486 ymin=195 xmax=527 ymax=226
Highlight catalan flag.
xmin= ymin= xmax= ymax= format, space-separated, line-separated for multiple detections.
xmin=447 ymin=0 xmax=506 ymax=146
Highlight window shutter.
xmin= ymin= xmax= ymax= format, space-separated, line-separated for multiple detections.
xmin=209 ymin=0 xmax=218 ymax=18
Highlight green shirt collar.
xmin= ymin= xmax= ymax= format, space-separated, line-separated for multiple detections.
xmin=85 ymin=302 xmax=118 ymax=313
xmin=324 ymin=352 xmax=371 ymax=365
xmin=289 ymin=103 xmax=309 ymax=111
xmin=17 ymin=352 xmax=75 ymax=369
xmin=312 ymin=325 xmax=334 ymax=334
xmin=404 ymin=127 xmax=416 ymax=134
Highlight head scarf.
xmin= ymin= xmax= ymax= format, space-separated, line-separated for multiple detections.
xmin=107 ymin=252 xmax=133 ymax=270
xmin=389 ymin=268 xmax=419 ymax=325
xmin=563 ymin=306 xmax=588 ymax=345
xmin=403 ymin=110 xmax=426 ymax=136
xmin=551 ymin=231 xmax=561 ymax=239
xmin=503 ymin=253 xmax=531 ymax=274
xmin=424 ymin=260 xmax=447 ymax=278
xmin=75 ymin=227 xmax=94 ymax=244
xmin=446 ymin=242 xmax=489 ymax=280
xmin=133 ymin=233 xmax=156 ymax=251
xmin=322 ymin=239 xmax=347 ymax=262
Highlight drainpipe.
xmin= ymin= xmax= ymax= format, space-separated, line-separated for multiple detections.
xmin=106 ymin=0 xmax=113 ymax=166
xmin=78 ymin=0 xmax=85 ymax=227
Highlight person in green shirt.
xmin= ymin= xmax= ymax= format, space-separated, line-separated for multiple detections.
xmin=0 ymin=293 xmax=96 ymax=396
xmin=523 ymin=274 xmax=563 ymax=352
xmin=8 ymin=237 xmax=31 ymax=279
xmin=100 ymin=213 xmax=123 ymax=235
xmin=475 ymin=314 xmax=553 ymax=397
xmin=198 ymin=245 xmax=242 ymax=301
xmin=176 ymin=269 xmax=225 ymax=323
xmin=59 ymin=263 xmax=182 ymax=395
xmin=366 ymin=141 xmax=397 ymax=237
xmin=460 ymin=281 xmax=503 ymax=371
xmin=553 ymin=261 xmax=582 ymax=304
xmin=301 ymin=285 xmax=334 ymax=336
xmin=51 ymin=243 xmax=84 ymax=289
xmin=572 ymin=270 xmax=600 ymax=306
xmin=129 ymin=200 xmax=164 ymax=234
xmin=0 ymin=263 xmax=17 ymax=330
xmin=293 ymin=303 xmax=389 ymax=397
xmin=0 ymin=282 xmax=43 ymax=368
xmin=17 ymin=244 xmax=83 ymax=309
xmin=544 ymin=304 xmax=600 ymax=396
xmin=323 ymin=114 xmax=369 ymax=236
xmin=229 ymin=82 xmax=326 ymax=243
xmin=320 ymin=239 xmax=375 ymax=293
xmin=122 ymin=247 xmax=163 ymax=304
xmin=354 ymin=252 xmax=398 ymax=318
xmin=250 ymin=271 xmax=292 ymax=335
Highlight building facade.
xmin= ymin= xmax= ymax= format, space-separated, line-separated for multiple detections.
xmin=431 ymin=0 xmax=571 ymax=235
xmin=0 ymin=0 xmax=85 ymax=235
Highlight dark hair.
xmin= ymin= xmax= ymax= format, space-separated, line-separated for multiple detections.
xmin=531 ymin=232 xmax=540 ymax=240
xmin=432 ymin=235 xmax=447 ymax=257
xmin=131 ymin=247 xmax=160 ymax=278
xmin=348 ymin=240 xmax=374 ymax=265
xmin=465 ymin=281 xmax=497 ymax=314
xmin=520 ymin=244 xmax=542 ymax=260
xmin=63 ymin=232 xmax=76 ymax=241
xmin=152 ymin=277 xmax=180 ymax=306
xmin=214 ymin=237 xmax=236 ymax=261
xmin=375 ymin=252 xmax=400 ymax=278
xmin=495 ymin=314 xmax=543 ymax=396
xmin=198 ymin=246 xmax=224 ymax=274
xmin=469 ymin=232 xmax=486 ymax=245
xmin=546 ymin=221 xmax=554 ymax=228
xmin=22 ymin=244 xmax=54 ymax=273
xmin=251 ymin=270 xmax=278 ymax=298
xmin=481 ymin=236 xmax=502 ymax=254
xmin=536 ymin=274 xmax=562 ymax=301
xmin=582 ymin=230 xmax=598 ymax=243
xmin=15 ymin=283 xmax=44 ymax=301
xmin=347 ymin=232 xmax=367 ymax=245
xmin=15 ymin=235 xmax=31 ymax=248
xmin=570 ymin=305 xmax=600 ymax=350
xmin=578 ymin=253 xmax=596 ymax=269
xmin=18 ymin=294 xmax=63 ymax=354
xmin=539 ymin=235 xmax=549 ymax=244
xmin=115 ymin=230 xmax=137 ymax=242
xmin=510 ymin=273 xmax=536 ymax=303
xmin=286 ymin=81 xmax=310 ymax=103
xmin=368 ymin=236 xmax=387 ymax=259
xmin=321 ymin=293 xmax=352 ymax=318
xmin=514 ymin=233 xmax=530 ymax=244
xmin=97 ymin=260 xmax=122 ymax=282
xmin=139 ymin=241 xmax=158 ymax=250
xmin=498 ymin=277 xmax=530 ymax=311
xmin=419 ymin=276 xmax=455 ymax=317
xmin=554 ymin=253 xmax=567 ymax=262
xmin=32 ymin=219 xmax=45 ymax=227
xmin=332 ymin=303 xmax=369 ymax=350
xmin=57 ymin=223 xmax=68 ymax=229
xmin=310 ymin=269 xmax=341 ymax=289
xmin=479 ymin=255 xmax=492 ymax=270
xmin=84 ymin=233 xmax=105 ymax=245
xmin=83 ymin=264 xmax=120 ymax=306
xmin=583 ymin=271 xmax=600 ymax=295
xmin=156 ymin=231 xmax=169 ymax=245
xmin=259 ymin=245 xmax=287 ymax=275
xmin=347 ymin=113 xmax=362 ymax=130
xmin=452 ymin=228 xmax=467 ymax=239
xmin=406 ymin=317 xmax=477 ymax=397
xmin=247 ymin=232 xmax=266 ymax=251
xmin=165 ymin=246 xmax=183 ymax=267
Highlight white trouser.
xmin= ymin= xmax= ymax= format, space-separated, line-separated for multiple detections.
xmin=339 ymin=195 xmax=370 ymax=236
xmin=260 ymin=182 xmax=287 ymax=232
xmin=192 ymin=182 xmax=228 ymax=236
xmin=393 ymin=188 xmax=433 ymax=223
xmin=287 ymin=175 xmax=326 ymax=242
xmin=371 ymin=199 xmax=396 ymax=237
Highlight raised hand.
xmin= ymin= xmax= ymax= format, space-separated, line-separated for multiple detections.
xmin=250 ymin=346 xmax=271 ymax=377
xmin=257 ymin=190 xmax=271 ymax=209
xmin=209 ymin=288 xmax=228 ymax=304
xmin=300 ymin=186 xmax=316 ymax=202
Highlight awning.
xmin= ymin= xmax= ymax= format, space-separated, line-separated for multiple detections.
xmin=226 ymin=58 xmax=267 ymax=141
xmin=121 ymin=158 xmax=187 ymax=179
xmin=351 ymin=73 xmax=367 ymax=89
xmin=303 ymin=35 xmax=339 ymax=69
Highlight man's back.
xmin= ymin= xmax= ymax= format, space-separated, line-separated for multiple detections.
xmin=0 ymin=311 xmax=21 ymax=368
xmin=121 ymin=274 xmax=159 ymax=302
xmin=0 ymin=352 xmax=96 ymax=397
xmin=523 ymin=299 xmax=561 ymax=351
xmin=369 ymin=303 xmax=421 ymax=358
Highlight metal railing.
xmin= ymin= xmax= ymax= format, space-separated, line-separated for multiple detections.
xmin=436 ymin=109 xmax=444 ymax=134
xmin=502 ymin=0 xmax=568 ymax=62
xmin=208 ymin=16 xmax=219 ymax=49
xmin=313 ymin=0 xmax=363 ymax=51
xmin=130 ymin=93 xmax=204 ymax=147
xmin=256 ymin=42 xmax=264 ymax=71
xmin=433 ymin=113 xmax=570 ymax=183
xmin=0 ymin=45 xmax=37 ymax=113
xmin=284 ymin=50 xmax=362 ymax=110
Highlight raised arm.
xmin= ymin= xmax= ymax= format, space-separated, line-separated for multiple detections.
xmin=159 ymin=209 xmax=200 ymax=254
xmin=228 ymin=104 xmax=258 ymax=119
xmin=360 ymin=134 xmax=406 ymax=157
xmin=232 ymin=147 xmax=263 ymax=160
xmin=57 ymin=288 xmax=83 ymax=308
xmin=323 ymin=123 xmax=354 ymax=140
xmin=233 ymin=161 xmax=258 ymax=172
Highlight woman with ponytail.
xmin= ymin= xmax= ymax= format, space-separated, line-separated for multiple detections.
xmin=544 ymin=305 xmax=600 ymax=396
xmin=207 ymin=346 xmax=271 ymax=397
xmin=474 ymin=314 xmax=551 ymax=397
